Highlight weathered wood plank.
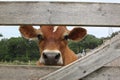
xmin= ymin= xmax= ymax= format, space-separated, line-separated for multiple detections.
xmin=0 ymin=2 xmax=120 ymax=26
xmin=105 ymin=57 xmax=120 ymax=66
xmin=82 ymin=67 xmax=120 ymax=80
xmin=0 ymin=65 xmax=60 ymax=80
xmin=40 ymin=33 xmax=120 ymax=80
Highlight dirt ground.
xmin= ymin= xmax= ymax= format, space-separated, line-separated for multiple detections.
xmin=0 ymin=65 xmax=60 ymax=80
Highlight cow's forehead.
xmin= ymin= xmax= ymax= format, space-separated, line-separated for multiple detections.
xmin=40 ymin=26 xmax=68 ymax=39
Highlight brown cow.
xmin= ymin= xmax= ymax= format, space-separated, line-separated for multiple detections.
xmin=19 ymin=25 xmax=87 ymax=66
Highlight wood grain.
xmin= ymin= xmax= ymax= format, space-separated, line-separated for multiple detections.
xmin=0 ymin=2 xmax=120 ymax=26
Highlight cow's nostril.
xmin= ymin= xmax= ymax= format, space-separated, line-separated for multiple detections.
xmin=42 ymin=51 xmax=62 ymax=65
xmin=55 ymin=53 xmax=60 ymax=59
xmin=43 ymin=53 xmax=48 ymax=59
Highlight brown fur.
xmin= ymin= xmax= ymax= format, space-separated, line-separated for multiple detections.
xmin=19 ymin=25 xmax=86 ymax=66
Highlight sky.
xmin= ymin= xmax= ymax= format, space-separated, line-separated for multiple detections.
xmin=0 ymin=26 xmax=120 ymax=40
xmin=0 ymin=0 xmax=120 ymax=40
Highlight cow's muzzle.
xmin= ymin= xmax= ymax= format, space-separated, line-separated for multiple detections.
xmin=40 ymin=50 xmax=63 ymax=65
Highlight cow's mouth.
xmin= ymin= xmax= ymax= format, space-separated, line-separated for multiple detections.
xmin=44 ymin=61 xmax=59 ymax=65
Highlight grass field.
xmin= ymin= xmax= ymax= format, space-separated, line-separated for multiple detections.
xmin=0 ymin=60 xmax=36 ymax=65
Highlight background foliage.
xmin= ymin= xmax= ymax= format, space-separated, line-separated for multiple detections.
xmin=0 ymin=37 xmax=39 ymax=62
xmin=0 ymin=31 xmax=118 ymax=63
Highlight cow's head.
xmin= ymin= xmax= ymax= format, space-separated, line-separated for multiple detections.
xmin=19 ymin=25 xmax=86 ymax=66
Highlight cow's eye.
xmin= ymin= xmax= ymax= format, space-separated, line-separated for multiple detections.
xmin=64 ymin=35 xmax=69 ymax=40
xmin=37 ymin=34 xmax=43 ymax=40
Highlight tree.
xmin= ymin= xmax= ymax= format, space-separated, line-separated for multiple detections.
xmin=111 ymin=31 xmax=119 ymax=38
xmin=101 ymin=31 xmax=120 ymax=41
xmin=68 ymin=34 xmax=103 ymax=54
xmin=82 ymin=34 xmax=103 ymax=49
xmin=0 ymin=39 xmax=9 ymax=61
xmin=0 ymin=34 xmax=3 ymax=37
xmin=0 ymin=37 xmax=39 ymax=62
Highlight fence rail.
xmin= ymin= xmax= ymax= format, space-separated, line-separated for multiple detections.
xmin=0 ymin=65 xmax=60 ymax=80
xmin=0 ymin=2 xmax=120 ymax=26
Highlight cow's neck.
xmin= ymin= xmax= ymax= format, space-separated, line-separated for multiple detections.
xmin=63 ymin=46 xmax=78 ymax=66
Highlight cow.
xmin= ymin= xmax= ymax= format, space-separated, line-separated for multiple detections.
xmin=19 ymin=25 xmax=87 ymax=66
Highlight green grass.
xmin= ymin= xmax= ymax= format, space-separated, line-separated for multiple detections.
xmin=0 ymin=60 xmax=36 ymax=65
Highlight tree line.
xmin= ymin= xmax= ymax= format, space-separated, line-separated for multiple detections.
xmin=0 ymin=37 xmax=39 ymax=62
xmin=1 ymin=32 xmax=116 ymax=62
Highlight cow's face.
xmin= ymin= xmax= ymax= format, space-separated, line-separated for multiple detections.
xmin=19 ymin=26 xmax=86 ymax=65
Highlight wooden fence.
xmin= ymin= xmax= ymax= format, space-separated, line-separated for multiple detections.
xmin=0 ymin=2 xmax=120 ymax=26
xmin=0 ymin=1 xmax=120 ymax=80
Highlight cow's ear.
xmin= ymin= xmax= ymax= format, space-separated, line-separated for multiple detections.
xmin=68 ymin=27 xmax=87 ymax=41
xmin=19 ymin=25 xmax=38 ymax=39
